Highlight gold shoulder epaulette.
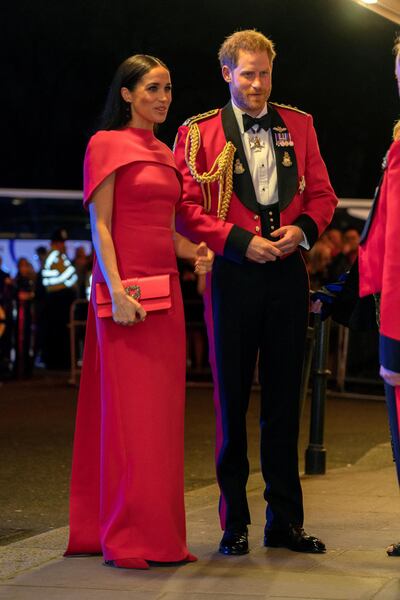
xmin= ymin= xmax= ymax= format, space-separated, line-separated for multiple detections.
xmin=182 ymin=109 xmax=219 ymax=127
xmin=270 ymin=102 xmax=308 ymax=116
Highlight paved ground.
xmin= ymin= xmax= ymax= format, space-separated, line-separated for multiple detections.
xmin=1 ymin=443 xmax=400 ymax=599
xmin=0 ymin=373 xmax=390 ymax=545
xmin=2 ymin=372 xmax=400 ymax=599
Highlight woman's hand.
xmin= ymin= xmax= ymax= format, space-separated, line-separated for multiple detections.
xmin=112 ymin=290 xmax=147 ymax=326
xmin=194 ymin=242 xmax=214 ymax=274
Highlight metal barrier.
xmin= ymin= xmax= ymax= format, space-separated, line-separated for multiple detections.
xmin=299 ymin=326 xmax=316 ymax=416
xmin=305 ymin=315 xmax=331 ymax=475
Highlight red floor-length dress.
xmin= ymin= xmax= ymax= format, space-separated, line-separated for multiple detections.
xmin=65 ymin=127 xmax=194 ymax=563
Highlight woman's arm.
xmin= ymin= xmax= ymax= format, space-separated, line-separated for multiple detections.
xmin=89 ymin=173 xmax=146 ymax=325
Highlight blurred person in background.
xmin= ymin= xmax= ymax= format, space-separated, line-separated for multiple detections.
xmin=73 ymin=245 xmax=90 ymax=300
xmin=0 ymin=256 xmax=13 ymax=376
xmin=33 ymin=245 xmax=48 ymax=368
xmin=41 ymin=228 xmax=78 ymax=369
xmin=321 ymin=228 xmax=348 ymax=281
xmin=304 ymin=239 xmax=332 ymax=290
xmin=13 ymin=258 xmax=36 ymax=378
xmin=322 ymin=228 xmax=343 ymax=258
xmin=0 ymin=256 xmax=12 ymax=298
xmin=342 ymin=228 xmax=360 ymax=267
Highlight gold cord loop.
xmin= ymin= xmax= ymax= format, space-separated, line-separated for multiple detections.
xmin=185 ymin=122 xmax=236 ymax=221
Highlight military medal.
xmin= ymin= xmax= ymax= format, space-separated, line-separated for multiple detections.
xmin=249 ymin=134 xmax=264 ymax=152
xmin=298 ymin=175 xmax=306 ymax=193
xmin=274 ymin=131 xmax=294 ymax=147
xmin=234 ymin=158 xmax=245 ymax=174
xmin=282 ymin=152 xmax=292 ymax=167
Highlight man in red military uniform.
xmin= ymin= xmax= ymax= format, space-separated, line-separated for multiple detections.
xmin=174 ymin=30 xmax=338 ymax=555
xmin=358 ymin=39 xmax=400 ymax=557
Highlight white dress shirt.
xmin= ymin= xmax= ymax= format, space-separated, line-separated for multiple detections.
xmin=231 ymin=100 xmax=278 ymax=206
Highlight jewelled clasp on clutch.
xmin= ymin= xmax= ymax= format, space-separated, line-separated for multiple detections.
xmin=124 ymin=285 xmax=141 ymax=300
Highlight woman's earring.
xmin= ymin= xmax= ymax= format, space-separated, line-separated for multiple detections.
xmin=125 ymin=102 xmax=132 ymax=120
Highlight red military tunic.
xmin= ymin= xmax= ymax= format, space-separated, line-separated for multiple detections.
xmin=174 ymin=102 xmax=337 ymax=261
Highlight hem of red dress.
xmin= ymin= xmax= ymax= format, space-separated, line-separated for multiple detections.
xmin=103 ymin=550 xmax=197 ymax=564
xmin=64 ymin=548 xmax=102 ymax=557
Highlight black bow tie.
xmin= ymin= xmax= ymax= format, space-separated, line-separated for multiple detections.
xmin=242 ymin=113 xmax=272 ymax=132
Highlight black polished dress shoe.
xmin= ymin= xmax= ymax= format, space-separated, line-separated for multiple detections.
xmin=386 ymin=542 xmax=400 ymax=556
xmin=219 ymin=527 xmax=249 ymax=555
xmin=264 ymin=525 xmax=326 ymax=554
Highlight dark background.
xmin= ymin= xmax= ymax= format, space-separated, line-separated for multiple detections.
xmin=1 ymin=0 xmax=398 ymax=197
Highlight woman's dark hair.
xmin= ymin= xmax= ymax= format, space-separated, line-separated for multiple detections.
xmin=99 ymin=54 xmax=168 ymax=131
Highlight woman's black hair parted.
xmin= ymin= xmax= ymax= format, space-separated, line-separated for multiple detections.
xmin=99 ymin=54 xmax=168 ymax=131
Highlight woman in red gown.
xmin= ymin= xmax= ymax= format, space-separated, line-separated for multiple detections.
xmin=65 ymin=55 xmax=213 ymax=569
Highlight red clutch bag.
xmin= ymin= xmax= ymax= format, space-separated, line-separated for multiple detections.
xmin=95 ymin=274 xmax=171 ymax=318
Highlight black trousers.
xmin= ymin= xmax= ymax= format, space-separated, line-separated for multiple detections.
xmin=209 ymin=250 xmax=309 ymax=531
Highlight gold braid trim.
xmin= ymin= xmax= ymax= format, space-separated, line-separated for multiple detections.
xmin=185 ymin=122 xmax=236 ymax=221
xmin=270 ymin=101 xmax=309 ymax=116
xmin=183 ymin=108 xmax=219 ymax=127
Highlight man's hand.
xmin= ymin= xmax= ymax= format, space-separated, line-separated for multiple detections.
xmin=380 ymin=365 xmax=400 ymax=387
xmin=270 ymin=225 xmax=304 ymax=255
xmin=245 ymin=236 xmax=282 ymax=263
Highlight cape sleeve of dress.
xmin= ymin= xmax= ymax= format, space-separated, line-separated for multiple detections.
xmin=84 ymin=131 xmax=122 ymax=208
xmin=83 ymin=129 xmax=181 ymax=209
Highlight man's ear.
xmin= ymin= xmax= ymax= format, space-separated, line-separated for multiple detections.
xmin=221 ymin=65 xmax=232 ymax=83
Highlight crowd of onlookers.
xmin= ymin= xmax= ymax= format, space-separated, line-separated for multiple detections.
xmin=304 ymin=227 xmax=361 ymax=291
xmin=0 ymin=242 xmax=92 ymax=378
xmin=0 ymin=246 xmax=93 ymax=308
